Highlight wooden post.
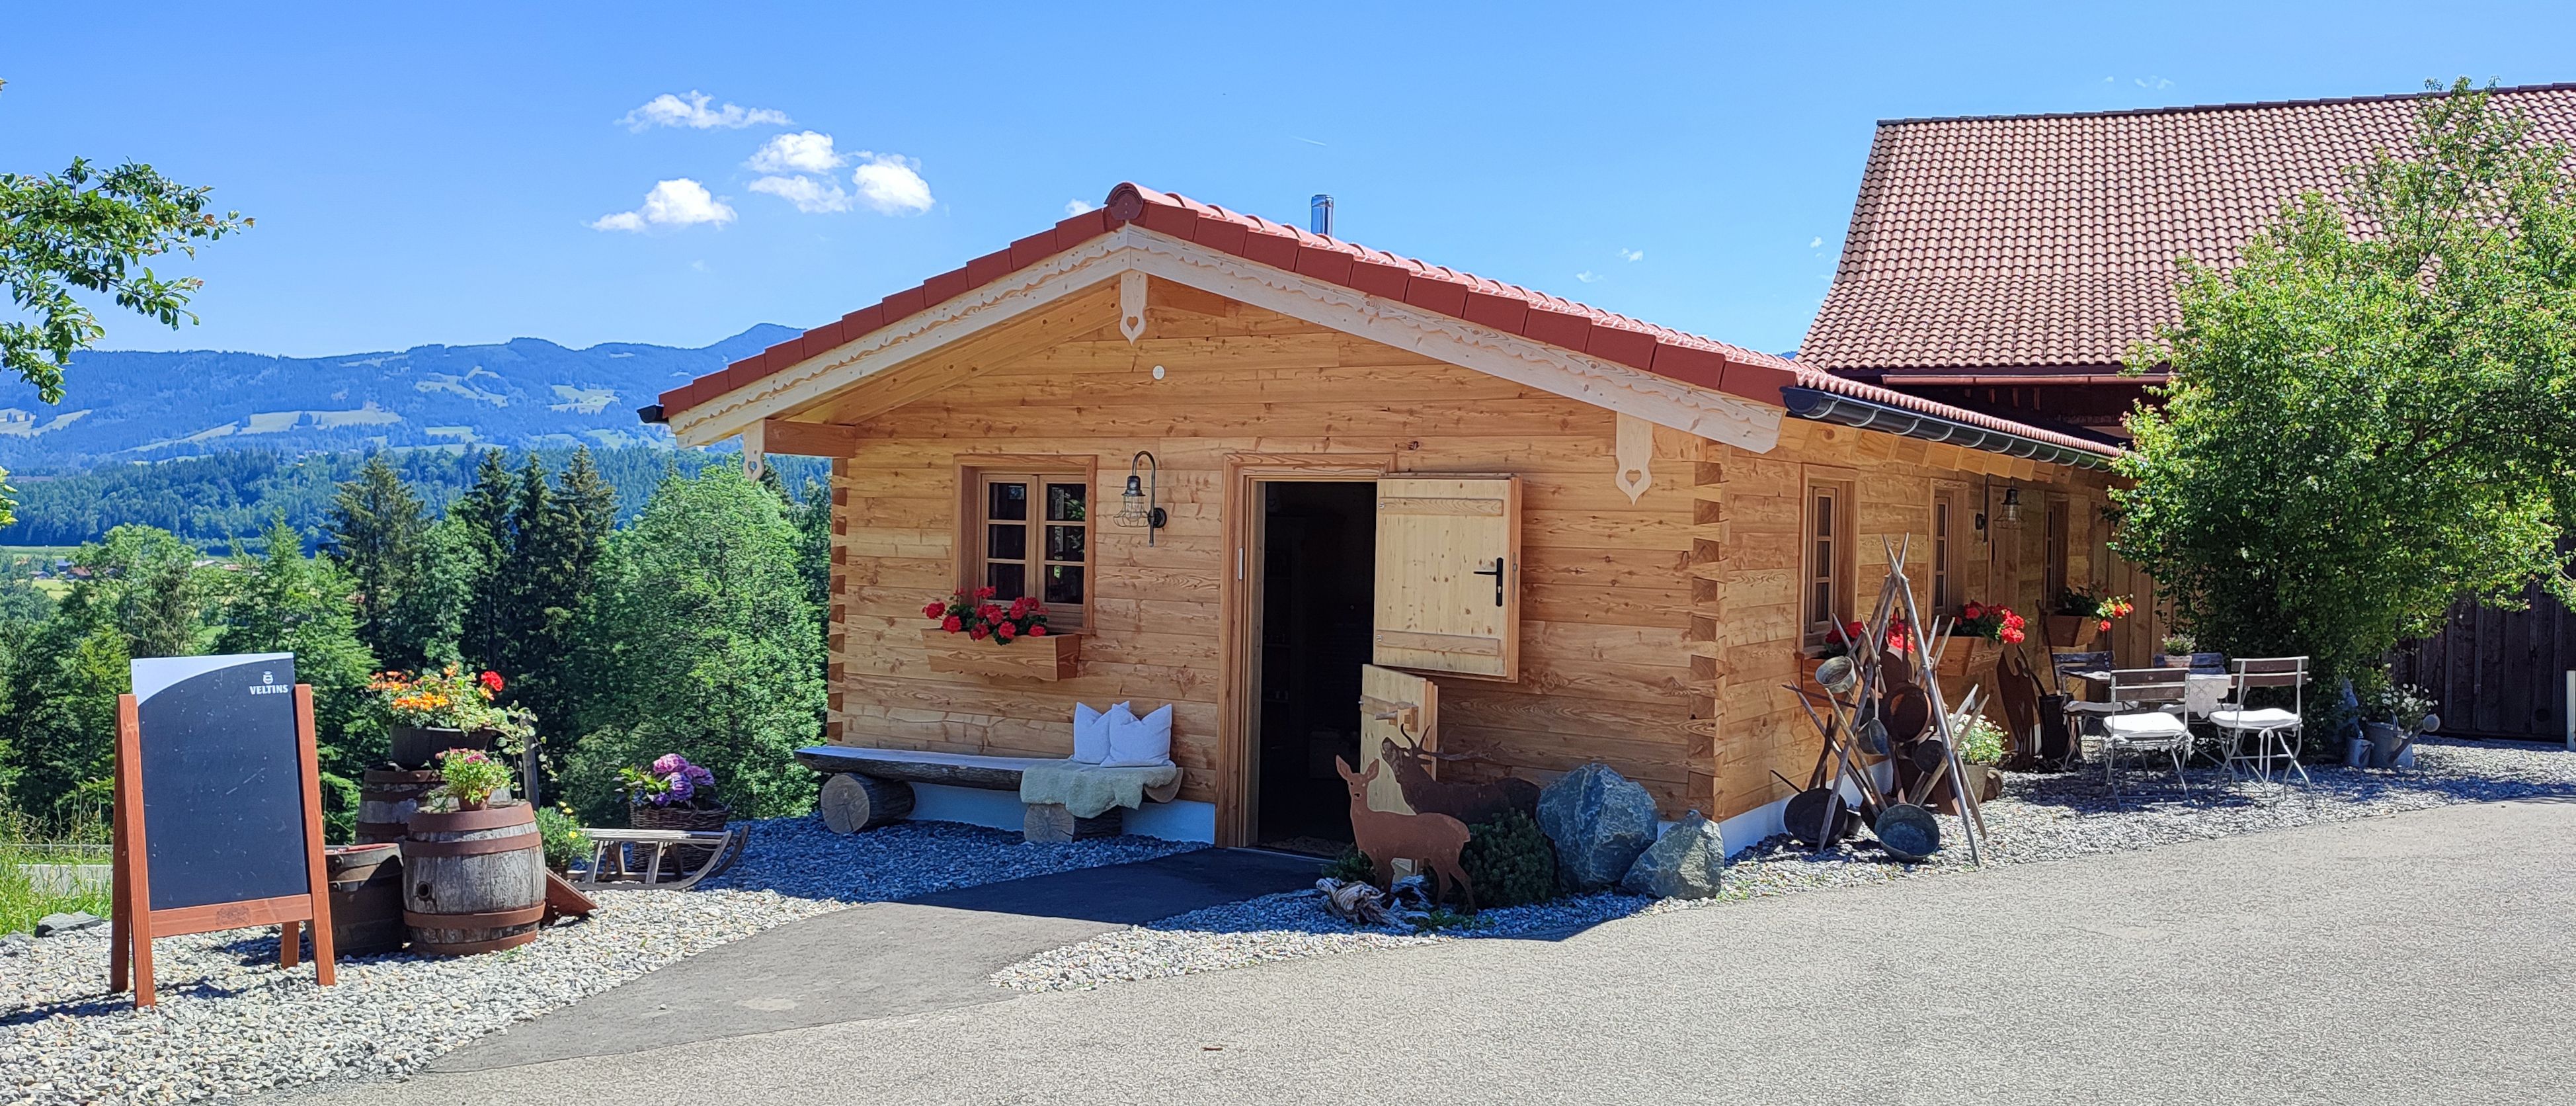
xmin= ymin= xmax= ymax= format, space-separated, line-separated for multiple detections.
xmin=110 ymin=693 xmax=156 ymax=1007
xmin=296 ymin=685 xmax=337 ymax=986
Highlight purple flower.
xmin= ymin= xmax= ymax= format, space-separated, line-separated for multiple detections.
xmin=651 ymin=753 xmax=688 ymax=776
xmin=665 ymin=773 xmax=696 ymax=802
xmin=684 ymin=765 xmax=714 ymax=785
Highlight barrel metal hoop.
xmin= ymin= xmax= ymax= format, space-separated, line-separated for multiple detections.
xmin=400 ymin=833 xmax=542 ymax=859
xmin=411 ymin=929 xmax=543 ymax=957
xmin=404 ymin=904 xmax=546 ymax=929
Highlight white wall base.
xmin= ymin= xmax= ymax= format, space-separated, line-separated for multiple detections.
xmin=903 ymin=783 xmax=1217 ymax=845
xmin=1717 ymin=795 xmax=1788 ymax=859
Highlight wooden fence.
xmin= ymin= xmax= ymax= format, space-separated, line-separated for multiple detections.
xmin=2391 ymin=581 xmax=2574 ymax=742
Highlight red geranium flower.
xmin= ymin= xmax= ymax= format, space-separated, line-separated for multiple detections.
xmin=942 ymin=615 xmax=963 ymax=632
xmin=975 ymin=585 xmax=997 ymax=599
xmin=923 ymin=601 xmax=946 ymax=619
xmin=1029 ymin=624 xmax=1047 ymax=636
xmin=1962 ymin=603 xmax=1986 ymax=620
xmin=2098 ymin=619 xmax=2113 ymax=632
xmin=996 ymin=622 xmax=1016 ymax=641
xmin=969 ymin=625 xmax=988 ymax=640
xmin=479 ymin=671 xmax=504 ymax=693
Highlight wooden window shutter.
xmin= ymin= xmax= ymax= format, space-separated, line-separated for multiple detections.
xmin=1373 ymin=476 xmax=1521 ymax=680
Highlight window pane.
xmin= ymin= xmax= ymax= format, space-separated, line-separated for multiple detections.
xmin=1044 ymin=564 xmax=1085 ymax=606
xmin=986 ymin=562 xmax=1026 ymax=600
xmin=1810 ymin=582 xmax=1830 ymax=626
xmin=988 ymin=480 xmax=1029 ymax=522
xmin=1046 ymin=482 xmax=1086 ymax=523
xmin=1046 ymin=524 xmax=1085 ymax=563
xmin=986 ymin=522 xmax=1026 ymax=561
xmin=1815 ymin=493 xmax=1832 ymax=536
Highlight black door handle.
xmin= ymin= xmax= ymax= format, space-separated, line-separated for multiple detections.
xmin=1472 ymin=557 xmax=1505 ymax=607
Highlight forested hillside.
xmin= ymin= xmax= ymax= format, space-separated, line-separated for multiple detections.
xmin=0 ymin=447 xmax=826 ymax=549
xmin=0 ymin=323 xmax=800 ymax=469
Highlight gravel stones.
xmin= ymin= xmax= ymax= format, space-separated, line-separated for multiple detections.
xmin=1621 ymin=811 xmax=1726 ymax=899
xmin=1537 ymin=763 xmax=1659 ymax=891
xmin=994 ymin=739 xmax=2576 ymax=993
xmin=0 ymin=816 xmax=1197 ymax=1106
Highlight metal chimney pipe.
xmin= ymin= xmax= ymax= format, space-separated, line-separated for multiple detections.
xmin=1310 ymin=194 xmax=1334 ymax=237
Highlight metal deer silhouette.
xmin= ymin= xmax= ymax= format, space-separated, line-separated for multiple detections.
xmin=1337 ymin=757 xmax=1475 ymax=912
xmin=1379 ymin=728 xmax=1541 ymax=826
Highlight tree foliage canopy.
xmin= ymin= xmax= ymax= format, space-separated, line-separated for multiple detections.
xmin=2113 ymin=81 xmax=2576 ymax=684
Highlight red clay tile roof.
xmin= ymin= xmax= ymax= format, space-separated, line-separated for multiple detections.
xmin=1801 ymin=83 xmax=2576 ymax=372
xmin=661 ymin=183 xmax=2120 ymax=459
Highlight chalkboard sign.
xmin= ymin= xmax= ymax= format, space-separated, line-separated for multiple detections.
xmin=111 ymin=653 xmax=336 ymax=1007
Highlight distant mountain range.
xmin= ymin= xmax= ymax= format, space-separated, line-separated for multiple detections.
xmin=0 ymin=323 xmax=802 ymax=472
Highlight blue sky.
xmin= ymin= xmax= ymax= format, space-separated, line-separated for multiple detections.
xmin=5 ymin=1 xmax=2572 ymax=359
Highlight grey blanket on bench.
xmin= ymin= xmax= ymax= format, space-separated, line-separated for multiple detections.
xmin=1019 ymin=760 xmax=1182 ymax=819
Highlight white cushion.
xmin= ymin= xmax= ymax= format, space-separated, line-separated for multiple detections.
xmin=2209 ymin=708 xmax=2300 ymax=730
xmin=1102 ymin=703 xmax=1174 ymax=767
xmin=2103 ymin=711 xmax=2191 ymax=740
xmin=1072 ymin=702 xmax=1126 ymax=765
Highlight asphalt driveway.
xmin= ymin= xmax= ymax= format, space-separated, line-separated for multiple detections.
xmin=288 ymin=798 xmax=2576 ymax=1105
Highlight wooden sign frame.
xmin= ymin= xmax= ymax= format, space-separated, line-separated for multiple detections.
xmin=109 ymin=683 xmax=336 ymax=1007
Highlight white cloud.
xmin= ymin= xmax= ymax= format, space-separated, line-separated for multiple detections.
xmin=621 ymin=91 xmax=791 ymax=132
xmin=748 ymin=131 xmax=846 ymax=175
xmin=1617 ymin=247 xmax=1645 ymax=263
xmin=1809 ymin=236 xmax=1824 ymax=248
xmin=852 ymin=153 xmax=934 ymax=215
xmin=2134 ymin=76 xmax=2173 ymax=90
xmin=749 ymin=174 xmax=854 ymax=214
xmin=1575 ymin=271 xmax=1603 ymax=284
xmin=1065 ymin=198 xmax=1098 ymax=217
xmin=590 ymin=179 xmax=737 ymax=232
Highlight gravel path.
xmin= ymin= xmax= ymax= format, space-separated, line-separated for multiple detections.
xmin=991 ymin=738 xmax=2576 ymax=992
xmin=0 ymin=818 xmax=1191 ymax=1106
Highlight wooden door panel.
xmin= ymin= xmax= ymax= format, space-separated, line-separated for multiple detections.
xmin=1374 ymin=477 xmax=1521 ymax=679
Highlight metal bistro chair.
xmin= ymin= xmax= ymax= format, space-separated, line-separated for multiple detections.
xmin=2097 ymin=668 xmax=2196 ymax=800
xmin=2210 ymin=657 xmax=2310 ymax=788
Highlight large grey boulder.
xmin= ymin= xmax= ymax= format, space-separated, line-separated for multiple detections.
xmin=35 ymin=911 xmax=104 ymax=937
xmin=1621 ymin=810 xmax=1726 ymax=899
xmin=1537 ymin=762 xmax=1659 ymax=892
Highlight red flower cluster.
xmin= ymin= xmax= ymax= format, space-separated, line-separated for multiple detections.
xmin=924 ymin=586 xmax=1051 ymax=644
xmin=1956 ymin=602 xmax=2027 ymax=645
xmin=479 ymin=670 xmax=504 ymax=694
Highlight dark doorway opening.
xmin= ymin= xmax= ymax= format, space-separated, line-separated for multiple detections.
xmin=1252 ymin=481 xmax=1376 ymax=855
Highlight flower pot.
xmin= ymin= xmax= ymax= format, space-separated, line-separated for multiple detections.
xmin=1960 ymin=763 xmax=2005 ymax=803
xmin=2042 ymin=615 xmax=2098 ymax=649
xmin=2156 ymin=653 xmax=2193 ymax=669
xmin=388 ymin=725 xmax=492 ymax=771
xmin=1936 ymin=637 xmax=1997 ymax=681
xmin=633 ymin=801 xmax=732 ymax=869
xmin=918 ymin=628 xmax=1082 ymax=681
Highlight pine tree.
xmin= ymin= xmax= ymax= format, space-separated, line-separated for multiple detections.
xmin=450 ymin=449 xmax=517 ymax=669
xmin=325 ymin=453 xmax=430 ymax=667
xmin=216 ymin=517 xmax=382 ymax=839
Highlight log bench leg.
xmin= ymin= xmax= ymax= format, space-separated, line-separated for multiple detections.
xmin=1024 ymin=803 xmax=1122 ymax=844
xmin=819 ymin=773 xmax=915 ymax=833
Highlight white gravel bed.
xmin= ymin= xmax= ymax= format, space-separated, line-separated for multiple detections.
xmin=1 ymin=818 xmax=1193 ymax=1106
xmin=992 ymin=738 xmax=2576 ymax=992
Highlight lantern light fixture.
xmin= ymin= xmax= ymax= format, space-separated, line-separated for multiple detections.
xmin=1116 ymin=450 xmax=1166 ymax=544
xmin=2000 ymin=487 xmax=2023 ymax=525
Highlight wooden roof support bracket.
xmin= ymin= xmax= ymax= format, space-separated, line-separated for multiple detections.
xmin=1614 ymin=411 xmax=1654 ymax=503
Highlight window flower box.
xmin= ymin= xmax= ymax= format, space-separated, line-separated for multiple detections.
xmin=919 ymin=628 xmax=1082 ymax=681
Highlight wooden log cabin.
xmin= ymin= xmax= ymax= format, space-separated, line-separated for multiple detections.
xmin=643 ymin=183 xmax=2138 ymax=850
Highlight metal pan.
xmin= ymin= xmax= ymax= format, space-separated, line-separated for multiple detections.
xmin=1873 ymin=803 xmax=1942 ymax=861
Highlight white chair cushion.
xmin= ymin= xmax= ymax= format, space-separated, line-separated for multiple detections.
xmin=1102 ymin=703 xmax=1174 ymax=767
xmin=2208 ymin=708 xmax=2300 ymax=730
xmin=2103 ymin=711 xmax=2191 ymax=740
xmin=1071 ymin=701 xmax=1128 ymax=765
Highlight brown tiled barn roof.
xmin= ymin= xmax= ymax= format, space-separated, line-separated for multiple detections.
xmin=1800 ymin=83 xmax=2576 ymax=372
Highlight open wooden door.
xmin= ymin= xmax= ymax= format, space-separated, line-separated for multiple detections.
xmin=1373 ymin=476 xmax=1521 ymax=680
xmin=1357 ymin=664 xmax=1437 ymax=816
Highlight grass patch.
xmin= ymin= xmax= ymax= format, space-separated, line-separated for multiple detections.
xmin=0 ymin=804 xmax=112 ymax=935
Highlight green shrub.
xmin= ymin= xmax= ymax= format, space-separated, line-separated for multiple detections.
xmin=1460 ymin=809 xmax=1558 ymax=909
xmin=1320 ymin=847 xmax=1377 ymax=884
xmin=533 ymin=803 xmax=590 ymax=874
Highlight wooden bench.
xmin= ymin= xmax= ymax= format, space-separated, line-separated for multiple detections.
xmin=792 ymin=745 xmax=1160 ymax=843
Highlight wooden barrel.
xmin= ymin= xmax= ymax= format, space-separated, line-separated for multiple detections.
xmin=357 ymin=769 xmax=447 ymax=844
xmin=325 ymin=843 xmax=406 ymax=956
xmin=401 ymin=802 xmax=546 ymax=956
